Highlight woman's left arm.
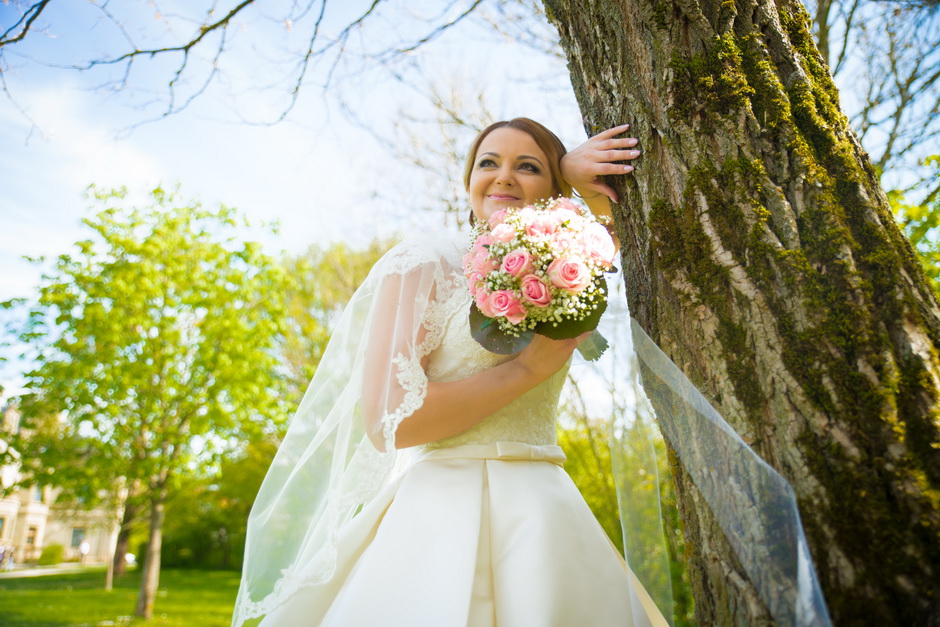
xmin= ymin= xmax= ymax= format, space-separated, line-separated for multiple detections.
xmin=560 ymin=123 xmax=640 ymax=220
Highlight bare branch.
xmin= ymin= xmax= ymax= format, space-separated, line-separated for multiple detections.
xmin=0 ymin=1 xmax=52 ymax=47
xmin=395 ymin=0 xmax=486 ymax=54
xmin=79 ymin=0 xmax=257 ymax=71
xmin=832 ymin=0 xmax=860 ymax=75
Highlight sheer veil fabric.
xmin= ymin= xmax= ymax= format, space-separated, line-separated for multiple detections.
xmin=231 ymin=233 xmax=832 ymax=626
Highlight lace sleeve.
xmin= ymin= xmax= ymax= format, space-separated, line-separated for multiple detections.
xmin=362 ymin=242 xmax=461 ymax=452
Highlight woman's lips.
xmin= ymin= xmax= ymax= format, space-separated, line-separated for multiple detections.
xmin=488 ymin=194 xmax=520 ymax=200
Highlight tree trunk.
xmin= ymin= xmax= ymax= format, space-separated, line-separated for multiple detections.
xmin=544 ymin=0 xmax=940 ymax=624
xmin=112 ymin=498 xmax=141 ymax=578
xmin=135 ymin=494 xmax=165 ymax=619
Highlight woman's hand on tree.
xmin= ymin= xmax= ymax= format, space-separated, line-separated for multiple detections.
xmin=561 ymin=124 xmax=639 ymax=203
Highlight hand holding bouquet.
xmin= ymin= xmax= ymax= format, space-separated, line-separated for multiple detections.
xmin=462 ymin=197 xmax=617 ymax=360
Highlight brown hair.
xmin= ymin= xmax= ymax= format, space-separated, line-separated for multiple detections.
xmin=463 ymin=118 xmax=573 ymax=200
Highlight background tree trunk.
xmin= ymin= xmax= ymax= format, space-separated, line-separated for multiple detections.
xmin=112 ymin=498 xmax=141 ymax=578
xmin=135 ymin=495 xmax=165 ymax=619
xmin=544 ymin=0 xmax=940 ymax=623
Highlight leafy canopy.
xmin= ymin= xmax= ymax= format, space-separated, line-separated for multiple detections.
xmin=14 ymin=186 xmax=291 ymax=498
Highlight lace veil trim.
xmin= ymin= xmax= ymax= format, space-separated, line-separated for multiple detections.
xmin=231 ymin=234 xmax=464 ymax=624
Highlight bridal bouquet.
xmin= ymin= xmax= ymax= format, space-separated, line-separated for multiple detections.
xmin=462 ymin=197 xmax=617 ymax=360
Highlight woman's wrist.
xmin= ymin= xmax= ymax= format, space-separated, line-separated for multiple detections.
xmin=574 ymin=188 xmax=604 ymax=200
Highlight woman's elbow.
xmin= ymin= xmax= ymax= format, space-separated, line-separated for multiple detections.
xmin=363 ymin=410 xmax=388 ymax=452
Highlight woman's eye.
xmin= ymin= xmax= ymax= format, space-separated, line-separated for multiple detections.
xmin=520 ymin=162 xmax=541 ymax=173
xmin=478 ymin=158 xmax=496 ymax=168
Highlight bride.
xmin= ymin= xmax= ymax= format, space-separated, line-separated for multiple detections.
xmin=231 ymin=118 xmax=830 ymax=626
xmin=231 ymin=118 xmax=663 ymax=626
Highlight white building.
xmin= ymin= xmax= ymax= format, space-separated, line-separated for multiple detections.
xmin=1 ymin=404 xmax=118 ymax=564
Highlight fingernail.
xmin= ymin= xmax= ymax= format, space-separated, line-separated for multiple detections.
xmin=621 ymin=124 xmax=630 ymax=129
xmin=624 ymin=165 xmax=634 ymax=172
xmin=626 ymin=138 xmax=638 ymax=147
xmin=630 ymin=150 xmax=640 ymax=157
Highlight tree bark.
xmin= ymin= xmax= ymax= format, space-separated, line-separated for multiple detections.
xmin=544 ymin=0 xmax=940 ymax=624
xmin=112 ymin=497 xmax=141 ymax=578
xmin=135 ymin=494 xmax=165 ymax=619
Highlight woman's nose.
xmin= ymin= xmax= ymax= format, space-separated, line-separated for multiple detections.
xmin=496 ymin=167 xmax=515 ymax=185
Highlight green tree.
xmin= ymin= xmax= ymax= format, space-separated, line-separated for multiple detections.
xmin=889 ymin=156 xmax=940 ymax=294
xmin=158 ymin=238 xmax=392 ymax=570
xmin=162 ymin=438 xmax=279 ymax=570
xmin=14 ymin=186 xmax=291 ymax=619
xmin=280 ymin=239 xmax=393 ymax=402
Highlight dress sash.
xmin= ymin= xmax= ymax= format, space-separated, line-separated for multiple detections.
xmin=414 ymin=442 xmax=567 ymax=467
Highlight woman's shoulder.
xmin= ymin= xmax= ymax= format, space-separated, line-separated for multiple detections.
xmin=371 ymin=232 xmax=468 ymax=279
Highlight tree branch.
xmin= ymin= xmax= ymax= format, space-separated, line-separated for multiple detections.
xmin=0 ymin=1 xmax=52 ymax=47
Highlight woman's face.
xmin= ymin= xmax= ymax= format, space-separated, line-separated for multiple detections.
xmin=468 ymin=127 xmax=556 ymax=224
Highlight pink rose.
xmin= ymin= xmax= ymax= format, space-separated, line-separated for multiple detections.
xmin=475 ymin=287 xmax=495 ymax=317
xmin=501 ymin=249 xmax=535 ymax=278
xmin=487 ymin=290 xmax=527 ymax=324
xmin=547 ymin=258 xmax=592 ymax=293
xmin=470 ymin=251 xmax=499 ymax=275
xmin=521 ymin=274 xmax=552 ymax=307
xmin=525 ymin=214 xmax=562 ymax=238
xmin=470 ymin=233 xmax=493 ymax=255
xmin=462 ymin=251 xmax=476 ymax=276
xmin=468 ymin=271 xmax=486 ymax=295
xmin=553 ymin=206 xmax=582 ymax=225
xmin=488 ymin=209 xmax=509 ymax=229
xmin=554 ymin=198 xmax=581 ymax=212
xmin=582 ymin=223 xmax=616 ymax=266
xmin=491 ymin=223 xmax=516 ymax=243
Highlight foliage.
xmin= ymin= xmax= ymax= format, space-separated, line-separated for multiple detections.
xmin=161 ymin=438 xmax=279 ymax=570
xmin=558 ymin=394 xmax=695 ymax=626
xmin=888 ymin=155 xmax=940 ymax=295
xmin=36 ymin=543 xmax=64 ymax=566
xmin=158 ymin=239 xmax=392 ymax=569
xmin=0 ymin=568 xmax=239 ymax=626
xmin=279 ymin=239 xmax=393 ymax=403
xmin=16 ymin=185 xmax=292 ymax=481
xmin=11 ymin=185 xmax=292 ymax=615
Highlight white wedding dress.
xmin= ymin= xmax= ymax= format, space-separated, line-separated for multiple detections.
xmin=236 ymin=236 xmax=833 ymax=627
xmin=258 ymin=282 xmax=668 ymax=627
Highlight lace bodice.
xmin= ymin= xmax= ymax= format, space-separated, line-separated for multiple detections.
xmin=421 ymin=276 xmax=568 ymax=449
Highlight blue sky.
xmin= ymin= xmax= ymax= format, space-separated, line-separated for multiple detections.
xmin=0 ymin=1 xmax=583 ymax=393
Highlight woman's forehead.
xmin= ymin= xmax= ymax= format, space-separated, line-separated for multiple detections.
xmin=477 ymin=127 xmax=547 ymax=159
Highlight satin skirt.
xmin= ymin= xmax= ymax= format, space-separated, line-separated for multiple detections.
xmin=260 ymin=442 xmax=667 ymax=627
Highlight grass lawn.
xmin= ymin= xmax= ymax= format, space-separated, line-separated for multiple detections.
xmin=0 ymin=567 xmax=240 ymax=626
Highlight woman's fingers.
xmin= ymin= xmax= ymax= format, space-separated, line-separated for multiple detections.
xmin=562 ymin=124 xmax=639 ymax=196
xmin=588 ymin=182 xmax=618 ymax=202
xmin=599 ymin=148 xmax=640 ymax=162
xmin=598 ymin=136 xmax=638 ymax=150
xmin=592 ymin=123 xmax=631 ymax=140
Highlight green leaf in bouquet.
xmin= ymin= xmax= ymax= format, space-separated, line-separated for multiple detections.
xmin=575 ymin=329 xmax=609 ymax=361
xmin=469 ymin=302 xmax=534 ymax=355
xmin=536 ymin=282 xmax=608 ymax=340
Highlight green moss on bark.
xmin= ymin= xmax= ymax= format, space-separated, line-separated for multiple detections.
xmin=669 ymin=32 xmax=754 ymax=124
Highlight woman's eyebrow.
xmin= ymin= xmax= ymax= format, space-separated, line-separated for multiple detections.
xmin=519 ymin=155 xmax=545 ymax=167
xmin=479 ymin=151 xmax=545 ymax=167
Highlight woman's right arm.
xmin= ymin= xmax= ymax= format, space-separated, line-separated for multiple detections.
xmin=390 ymin=333 xmax=582 ymax=449
xmin=361 ymin=266 xmax=583 ymax=451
